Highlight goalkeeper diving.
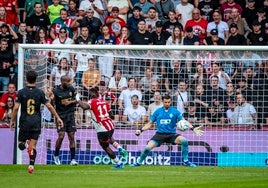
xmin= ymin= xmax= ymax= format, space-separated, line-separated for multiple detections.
xmin=130 ymin=95 xmax=204 ymax=167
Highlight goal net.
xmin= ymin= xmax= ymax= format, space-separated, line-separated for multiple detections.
xmin=16 ymin=44 xmax=268 ymax=167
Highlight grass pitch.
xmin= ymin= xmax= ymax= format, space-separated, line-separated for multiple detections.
xmin=0 ymin=165 xmax=267 ymax=188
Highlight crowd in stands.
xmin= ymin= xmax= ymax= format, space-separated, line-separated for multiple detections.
xmin=0 ymin=0 xmax=268 ymax=128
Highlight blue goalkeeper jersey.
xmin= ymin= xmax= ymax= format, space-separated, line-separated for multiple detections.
xmin=150 ymin=106 xmax=183 ymax=134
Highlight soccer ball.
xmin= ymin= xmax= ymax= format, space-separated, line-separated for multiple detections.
xmin=176 ymin=120 xmax=189 ymax=131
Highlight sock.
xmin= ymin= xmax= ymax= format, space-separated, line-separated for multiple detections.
xmin=29 ymin=149 xmax=37 ymax=166
xmin=138 ymin=146 xmax=151 ymax=164
xmin=181 ymin=138 xmax=189 ymax=162
xmin=112 ymin=141 xmax=122 ymax=151
xmin=70 ymin=147 xmax=75 ymax=160
xmin=54 ymin=147 xmax=60 ymax=156
xmin=112 ymin=156 xmax=120 ymax=165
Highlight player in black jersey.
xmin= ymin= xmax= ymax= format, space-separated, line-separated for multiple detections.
xmin=50 ymin=75 xmax=78 ymax=166
xmin=10 ymin=70 xmax=63 ymax=174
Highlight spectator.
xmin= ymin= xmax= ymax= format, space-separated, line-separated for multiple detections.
xmin=198 ymin=0 xmax=220 ymax=22
xmin=81 ymin=58 xmax=101 ymax=99
xmin=104 ymin=6 xmax=127 ymax=37
xmin=164 ymin=60 xmax=188 ymax=94
xmin=74 ymin=7 xmax=102 ymax=38
xmin=25 ymin=2 xmax=50 ymax=37
xmin=51 ymin=27 xmax=73 ymax=62
xmin=241 ymin=0 xmax=257 ymax=30
xmin=98 ymin=80 xmax=116 ymax=104
xmin=138 ymin=67 xmax=159 ymax=92
xmin=147 ymin=90 xmax=163 ymax=117
xmin=23 ymin=0 xmax=45 ymax=22
xmin=116 ymin=26 xmax=131 ymax=44
xmin=172 ymin=79 xmax=192 ymax=114
xmin=134 ymin=0 xmax=154 ymax=18
xmin=0 ymin=0 xmax=19 ymax=30
xmin=184 ymin=8 xmax=208 ymax=44
xmin=108 ymin=68 xmax=128 ymax=97
xmin=127 ymin=5 xmax=144 ymax=34
xmin=256 ymin=8 xmax=267 ymax=30
xmin=209 ymin=62 xmax=231 ymax=90
xmin=235 ymin=77 xmax=253 ymax=104
xmin=16 ymin=22 xmax=34 ymax=44
xmin=203 ymin=28 xmax=225 ymax=45
xmin=175 ymin=0 xmax=194 ymax=28
xmin=155 ymin=0 xmax=174 ymax=24
xmin=0 ymin=23 xmax=18 ymax=45
xmin=239 ymin=50 xmax=262 ymax=72
xmin=143 ymin=80 xmax=160 ymax=106
xmin=225 ymin=97 xmax=236 ymax=126
xmin=233 ymin=93 xmax=257 ymax=128
xmin=220 ymin=0 xmax=242 ymax=22
xmin=46 ymin=0 xmax=64 ymax=24
xmin=49 ymin=57 xmax=75 ymax=88
xmin=204 ymin=103 xmax=225 ymax=126
xmin=206 ymin=10 xmax=229 ymax=43
xmin=163 ymin=10 xmax=183 ymax=34
xmin=118 ymin=77 xmax=142 ymax=110
xmin=122 ymin=94 xmax=147 ymax=126
xmin=107 ymin=0 xmax=129 ymax=22
xmin=67 ymin=0 xmax=79 ymax=19
xmin=195 ymin=50 xmax=215 ymax=76
xmin=0 ymin=38 xmax=14 ymax=92
xmin=50 ymin=8 xmax=77 ymax=40
xmin=166 ymin=25 xmax=183 ymax=46
xmin=0 ymin=96 xmax=14 ymax=123
xmin=184 ymin=102 xmax=204 ymax=126
xmin=0 ymin=6 xmax=12 ymax=26
xmin=183 ymin=26 xmax=200 ymax=45
xmin=228 ymin=7 xmax=250 ymax=36
xmin=189 ymin=63 xmax=209 ymax=90
xmin=145 ymin=7 xmax=159 ymax=33
xmin=128 ymin=19 xmax=152 ymax=44
xmin=74 ymin=25 xmax=96 ymax=45
xmin=226 ymin=23 xmax=247 ymax=45
xmin=222 ymin=82 xmax=236 ymax=111
xmin=247 ymin=19 xmax=267 ymax=45
xmin=0 ymin=82 xmax=16 ymax=120
xmin=206 ymin=75 xmax=225 ymax=105
xmin=193 ymin=84 xmax=209 ymax=118
xmin=78 ymin=0 xmax=104 ymax=22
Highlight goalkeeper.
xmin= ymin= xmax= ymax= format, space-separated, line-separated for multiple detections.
xmin=130 ymin=95 xmax=204 ymax=167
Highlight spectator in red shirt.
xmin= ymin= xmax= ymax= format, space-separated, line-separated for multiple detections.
xmin=0 ymin=82 xmax=16 ymax=120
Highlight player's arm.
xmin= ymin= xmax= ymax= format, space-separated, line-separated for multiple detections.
xmin=75 ymin=93 xmax=90 ymax=110
xmin=135 ymin=121 xmax=154 ymax=136
xmin=10 ymin=102 xmax=20 ymax=130
xmin=184 ymin=119 xmax=204 ymax=136
xmin=45 ymin=102 xmax=63 ymax=128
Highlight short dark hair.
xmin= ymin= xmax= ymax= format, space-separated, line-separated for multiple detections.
xmin=26 ymin=70 xmax=38 ymax=84
xmin=162 ymin=95 xmax=171 ymax=100
xmin=88 ymin=87 xmax=98 ymax=99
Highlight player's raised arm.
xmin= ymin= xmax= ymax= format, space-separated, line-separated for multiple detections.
xmin=185 ymin=119 xmax=204 ymax=136
xmin=75 ymin=93 xmax=90 ymax=110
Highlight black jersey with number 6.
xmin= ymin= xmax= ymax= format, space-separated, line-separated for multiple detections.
xmin=17 ymin=86 xmax=48 ymax=131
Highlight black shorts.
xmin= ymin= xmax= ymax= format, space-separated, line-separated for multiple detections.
xmin=151 ymin=132 xmax=180 ymax=147
xmin=18 ymin=129 xmax=41 ymax=142
xmin=97 ymin=129 xmax=114 ymax=143
xmin=57 ymin=113 xmax=76 ymax=133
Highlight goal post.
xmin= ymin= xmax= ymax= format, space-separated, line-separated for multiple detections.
xmin=16 ymin=44 xmax=268 ymax=167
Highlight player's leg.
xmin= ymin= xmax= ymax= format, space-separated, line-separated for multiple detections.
xmin=27 ymin=131 xmax=41 ymax=174
xmin=67 ymin=131 xmax=78 ymax=165
xmin=53 ymin=131 xmax=65 ymax=165
xmin=109 ymin=129 xmax=128 ymax=158
xmin=175 ymin=135 xmax=196 ymax=167
xmin=137 ymin=140 xmax=157 ymax=165
xmin=98 ymin=131 xmax=123 ymax=169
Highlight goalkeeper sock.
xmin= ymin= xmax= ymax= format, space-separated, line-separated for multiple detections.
xmin=138 ymin=146 xmax=151 ymax=164
xmin=181 ymin=138 xmax=189 ymax=162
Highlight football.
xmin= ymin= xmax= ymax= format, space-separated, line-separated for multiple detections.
xmin=176 ymin=120 xmax=189 ymax=131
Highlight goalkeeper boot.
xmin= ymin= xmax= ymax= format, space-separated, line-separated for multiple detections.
xmin=113 ymin=162 xmax=124 ymax=169
xmin=28 ymin=165 xmax=34 ymax=174
xmin=70 ymin=159 xmax=78 ymax=166
xmin=119 ymin=148 xmax=128 ymax=158
xmin=53 ymin=156 xmax=61 ymax=165
xmin=183 ymin=160 xmax=196 ymax=167
xmin=129 ymin=162 xmax=141 ymax=167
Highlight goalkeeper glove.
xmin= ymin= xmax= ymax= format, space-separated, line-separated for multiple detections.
xmin=193 ymin=126 xmax=204 ymax=136
xmin=75 ymin=93 xmax=81 ymax=101
xmin=135 ymin=127 xmax=143 ymax=136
